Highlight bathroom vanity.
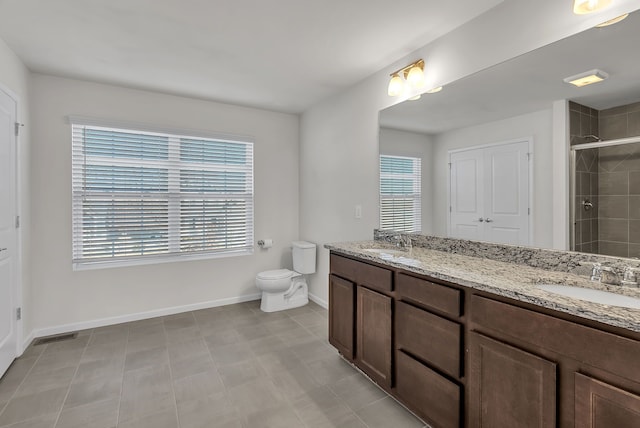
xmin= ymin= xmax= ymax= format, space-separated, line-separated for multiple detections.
xmin=326 ymin=241 xmax=640 ymax=428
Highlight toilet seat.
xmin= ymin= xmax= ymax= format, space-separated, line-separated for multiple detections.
xmin=256 ymin=269 xmax=294 ymax=280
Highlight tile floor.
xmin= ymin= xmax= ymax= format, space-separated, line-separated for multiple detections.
xmin=0 ymin=300 xmax=427 ymax=428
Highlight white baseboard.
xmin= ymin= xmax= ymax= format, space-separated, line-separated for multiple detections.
xmin=309 ymin=292 xmax=328 ymax=309
xmin=21 ymin=330 xmax=35 ymax=354
xmin=25 ymin=293 xmax=261 ymax=346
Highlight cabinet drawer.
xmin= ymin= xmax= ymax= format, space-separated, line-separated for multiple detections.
xmin=396 ymin=301 xmax=462 ymax=378
xmin=330 ymin=254 xmax=393 ymax=293
xmin=330 ymin=254 xmax=358 ymax=282
xmin=397 ymin=273 xmax=461 ymax=317
xmin=471 ymin=295 xmax=640 ymax=384
xmin=396 ymin=350 xmax=461 ymax=428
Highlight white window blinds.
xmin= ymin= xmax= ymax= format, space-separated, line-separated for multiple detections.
xmin=71 ymin=123 xmax=254 ymax=269
xmin=380 ymin=155 xmax=421 ymax=233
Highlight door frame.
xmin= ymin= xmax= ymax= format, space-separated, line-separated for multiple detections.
xmin=0 ymin=82 xmax=23 ymax=357
xmin=447 ymin=137 xmax=534 ymax=245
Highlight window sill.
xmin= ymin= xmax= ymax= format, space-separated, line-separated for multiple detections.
xmin=73 ymin=249 xmax=253 ymax=271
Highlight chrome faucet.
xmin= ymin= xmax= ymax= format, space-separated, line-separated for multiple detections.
xmin=590 ymin=263 xmax=602 ymax=282
xmin=622 ymin=267 xmax=639 ymax=287
xmin=394 ymin=234 xmax=412 ymax=249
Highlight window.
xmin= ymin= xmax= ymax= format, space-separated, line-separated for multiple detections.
xmin=71 ymin=122 xmax=254 ymax=269
xmin=379 ymin=155 xmax=421 ymax=233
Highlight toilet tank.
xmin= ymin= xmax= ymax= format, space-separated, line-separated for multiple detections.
xmin=292 ymin=241 xmax=316 ymax=274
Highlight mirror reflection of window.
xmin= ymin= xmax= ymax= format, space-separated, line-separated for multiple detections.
xmin=379 ymin=155 xmax=421 ymax=233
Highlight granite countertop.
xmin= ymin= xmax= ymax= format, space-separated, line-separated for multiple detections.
xmin=325 ymin=241 xmax=640 ymax=333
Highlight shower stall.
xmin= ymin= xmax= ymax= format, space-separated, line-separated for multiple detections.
xmin=569 ymin=100 xmax=640 ymax=258
xmin=571 ymin=136 xmax=640 ymax=258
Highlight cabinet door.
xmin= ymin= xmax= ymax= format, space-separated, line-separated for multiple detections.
xmin=575 ymin=373 xmax=640 ymax=428
xmin=356 ymin=286 xmax=392 ymax=387
xmin=468 ymin=332 xmax=557 ymax=428
xmin=329 ymin=274 xmax=355 ymax=360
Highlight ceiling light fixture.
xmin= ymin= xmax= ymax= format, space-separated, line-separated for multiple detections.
xmin=387 ymin=59 xmax=426 ymax=97
xmin=595 ymin=13 xmax=629 ymax=27
xmin=426 ymin=86 xmax=443 ymax=94
xmin=573 ymin=0 xmax=612 ymax=15
xmin=563 ymin=69 xmax=609 ymax=87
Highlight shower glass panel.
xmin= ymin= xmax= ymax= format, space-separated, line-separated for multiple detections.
xmin=571 ymin=138 xmax=640 ymax=258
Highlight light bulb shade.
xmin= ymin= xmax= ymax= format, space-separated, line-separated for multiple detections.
xmin=596 ymin=13 xmax=629 ymax=27
xmin=573 ymin=0 xmax=612 ymax=14
xmin=388 ymin=74 xmax=404 ymax=96
xmin=406 ymin=65 xmax=426 ymax=89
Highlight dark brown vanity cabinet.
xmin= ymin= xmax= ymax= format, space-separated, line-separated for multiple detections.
xmin=575 ymin=373 xmax=640 ymax=428
xmin=470 ymin=295 xmax=640 ymax=428
xmin=328 ymin=274 xmax=355 ymax=360
xmin=356 ymin=286 xmax=392 ymax=387
xmin=395 ymin=274 xmax=464 ymax=428
xmin=329 ymin=254 xmax=393 ymax=388
xmin=468 ymin=332 xmax=557 ymax=428
xmin=328 ymin=251 xmax=640 ymax=428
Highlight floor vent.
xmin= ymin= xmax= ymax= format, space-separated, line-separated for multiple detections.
xmin=33 ymin=332 xmax=78 ymax=346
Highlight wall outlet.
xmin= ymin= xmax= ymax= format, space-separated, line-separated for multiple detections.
xmin=355 ymin=205 xmax=362 ymax=219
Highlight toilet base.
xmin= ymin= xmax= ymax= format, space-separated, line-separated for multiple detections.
xmin=260 ymin=278 xmax=309 ymax=313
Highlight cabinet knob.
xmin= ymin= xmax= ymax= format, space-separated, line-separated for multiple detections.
xmin=477 ymin=218 xmax=484 ymax=222
xmin=485 ymin=218 xmax=494 ymax=223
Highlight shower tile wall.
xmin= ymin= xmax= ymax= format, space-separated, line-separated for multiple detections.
xmin=570 ymin=101 xmax=599 ymax=253
xmin=569 ymin=101 xmax=599 ymax=146
xmin=571 ymin=100 xmax=640 ymax=257
xmin=599 ymin=101 xmax=640 ymax=140
xmin=598 ymin=101 xmax=640 ymax=258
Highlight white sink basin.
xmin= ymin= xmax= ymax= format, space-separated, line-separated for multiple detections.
xmin=362 ymin=248 xmax=421 ymax=267
xmin=362 ymin=248 xmax=406 ymax=256
xmin=537 ymin=284 xmax=640 ymax=309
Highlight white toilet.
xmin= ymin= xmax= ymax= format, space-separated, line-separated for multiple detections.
xmin=255 ymin=241 xmax=316 ymax=312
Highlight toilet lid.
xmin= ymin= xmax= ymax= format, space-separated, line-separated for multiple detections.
xmin=257 ymin=269 xmax=294 ymax=280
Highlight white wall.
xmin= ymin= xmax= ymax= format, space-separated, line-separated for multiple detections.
xmin=379 ymin=127 xmax=433 ymax=234
xmin=299 ymin=0 xmax=639 ymax=304
xmin=0 ymin=38 xmax=32 ymax=340
xmin=29 ymin=74 xmax=299 ymax=334
xmin=431 ymin=109 xmax=554 ymax=248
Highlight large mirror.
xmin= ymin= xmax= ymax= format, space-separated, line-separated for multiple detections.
xmin=379 ymin=8 xmax=640 ymax=259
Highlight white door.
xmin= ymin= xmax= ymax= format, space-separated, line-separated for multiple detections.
xmin=450 ymin=149 xmax=484 ymax=241
xmin=483 ymin=143 xmax=530 ymax=245
xmin=0 ymin=88 xmax=18 ymax=378
xmin=449 ymin=140 xmax=530 ymax=245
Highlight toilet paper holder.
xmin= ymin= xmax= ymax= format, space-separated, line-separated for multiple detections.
xmin=257 ymin=239 xmax=273 ymax=249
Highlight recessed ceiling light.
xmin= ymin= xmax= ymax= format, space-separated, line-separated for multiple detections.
xmin=563 ymin=69 xmax=609 ymax=87
xmin=426 ymin=86 xmax=443 ymax=94
xmin=596 ymin=13 xmax=629 ymax=27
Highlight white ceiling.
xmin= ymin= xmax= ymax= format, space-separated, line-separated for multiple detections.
xmin=0 ymin=0 xmax=503 ymax=113
xmin=380 ymin=9 xmax=640 ymax=135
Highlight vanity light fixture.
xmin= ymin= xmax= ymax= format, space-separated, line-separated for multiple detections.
xmin=596 ymin=13 xmax=629 ymax=27
xmin=387 ymin=74 xmax=404 ymax=97
xmin=387 ymin=59 xmax=426 ymax=97
xmin=563 ymin=69 xmax=609 ymax=87
xmin=573 ymin=0 xmax=612 ymax=15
